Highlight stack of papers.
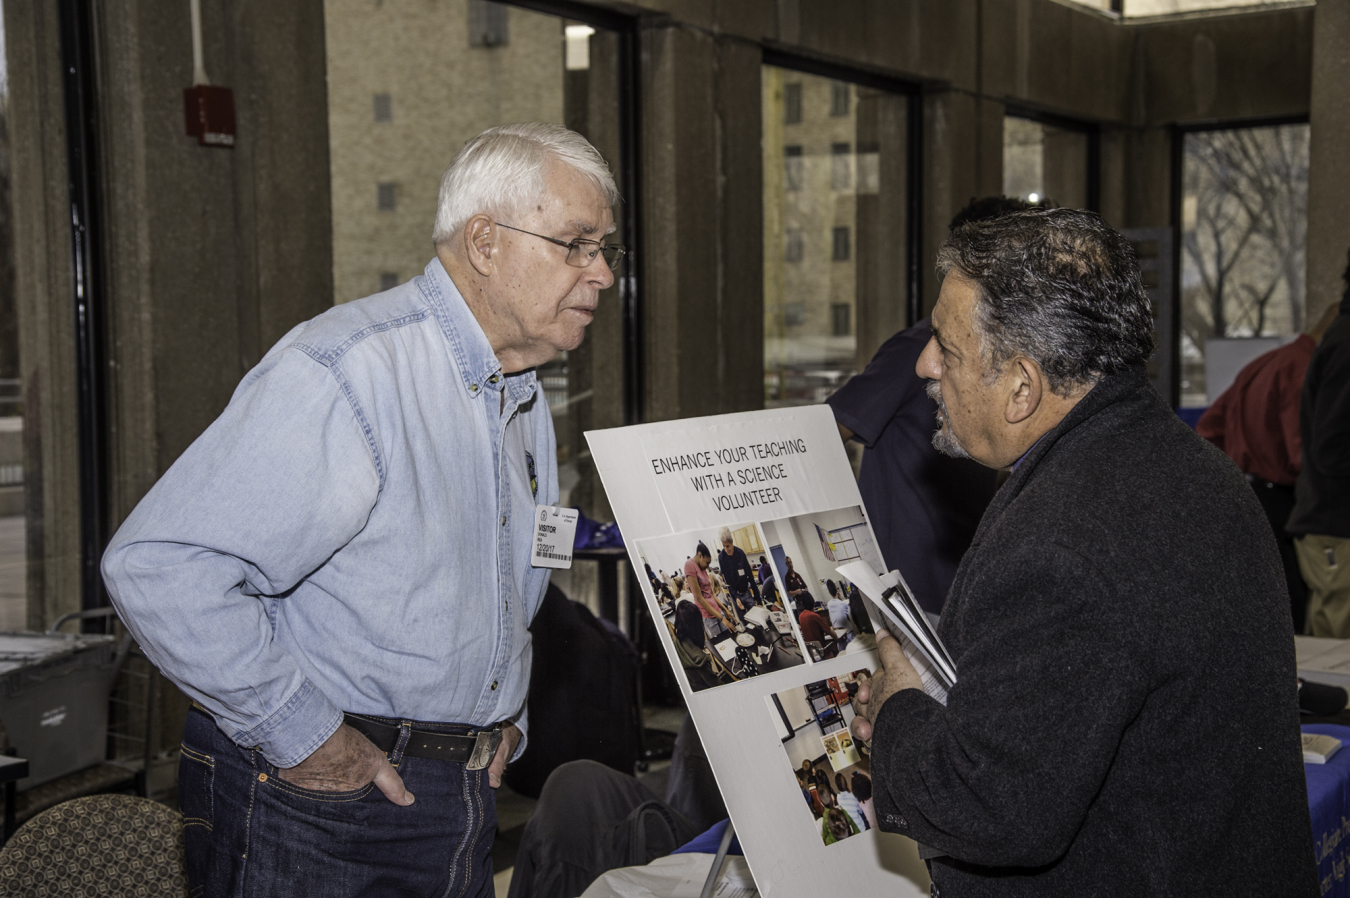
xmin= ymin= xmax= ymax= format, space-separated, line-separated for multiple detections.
xmin=1303 ymin=733 xmax=1342 ymax=764
xmin=836 ymin=561 xmax=956 ymax=704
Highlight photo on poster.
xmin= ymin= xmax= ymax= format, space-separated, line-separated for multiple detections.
xmin=634 ymin=522 xmax=808 ymax=694
xmin=760 ymin=506 xmax=885 ymax=663
xmin=766 ymin=669 xmax=877 ymax=847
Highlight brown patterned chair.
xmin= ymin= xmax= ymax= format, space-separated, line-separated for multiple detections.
xmin=0 ymin=794 xmax=187 ymax=897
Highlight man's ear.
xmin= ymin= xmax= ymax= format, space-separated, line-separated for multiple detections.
xmin=1005 ymin=356 xmax=1043 ymax=424
xmin=464 ymin=215 xmax=496 ymax=276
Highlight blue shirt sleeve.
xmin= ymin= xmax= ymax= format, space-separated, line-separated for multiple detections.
xmin=101 ymin=347 xmax=381 ymax=768
xmin=826 ymin=321 xmax=932 ymax=448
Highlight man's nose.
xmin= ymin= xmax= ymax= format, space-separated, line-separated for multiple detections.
xmin=589 ymin=253 xmax=615 ymax=289
xmin=916 ymin=335 xmax=941 ymax=381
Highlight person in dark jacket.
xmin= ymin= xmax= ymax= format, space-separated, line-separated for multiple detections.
xmin=1287 ymin=250 xmax=1350 ymax=637
xmin=850 ymin=209 xmax=1316 ymax=897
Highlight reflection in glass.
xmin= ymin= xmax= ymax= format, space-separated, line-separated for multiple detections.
xmin=1003 ymin=116 xmax=1089 ymax=210
xmin=763 ymin=68 xmax=908 ymax=409
xmin=1179 ymin=124 xmax=1308 ymax=406
xmin=0 ymin=0 xmax=23 ymax=631
xmin=1061 ymin=0 xmax=1278 ymax=14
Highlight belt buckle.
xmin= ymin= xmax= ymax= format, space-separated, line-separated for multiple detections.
xmin=467 ymin=724 xmax=503 ymax=771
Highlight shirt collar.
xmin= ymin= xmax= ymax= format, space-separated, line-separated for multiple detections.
xmin=419 ymin=258 xmax=536 ymax=403
xmin=1010 ymin=434 xmax=1047 ymax=472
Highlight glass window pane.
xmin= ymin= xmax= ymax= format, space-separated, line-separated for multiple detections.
xmin=325 ymin=0 xmax=628 ymax=519
xmin=1124 ymin=0 xmax=1283 ymax=16
xmin=1003 ymin=116 xmax=1090 ymax=210
xmin=763 ymin=66 xmax=909 ymax=408
xmin=1063 ymin=0 xmax=1285 ymax=13
xmin=0 ymin=0 xmax=24 ymax=630
xmin=1179 ymin=123 xmax=1309 ymax=407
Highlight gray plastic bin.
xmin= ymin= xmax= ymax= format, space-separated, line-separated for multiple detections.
xmin=0 ymin=631 xmax=117 ymax=790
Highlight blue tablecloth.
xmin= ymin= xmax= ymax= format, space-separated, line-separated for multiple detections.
xmin=1304 ymin=724 xmax=1350 ymax=896
xmin=672 ymin=819 xmax=743 ymax=856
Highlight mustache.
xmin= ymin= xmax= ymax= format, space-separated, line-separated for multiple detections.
xmin=925 ymin=379 xmax=947 ymax=420
xmin=925 ymin=379 xmax=971 ymax=460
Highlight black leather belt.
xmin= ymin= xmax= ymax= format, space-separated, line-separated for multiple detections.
xmin=343 ymin=713 xmax=502 ymax=770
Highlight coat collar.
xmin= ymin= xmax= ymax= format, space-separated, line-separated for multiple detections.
xmin=976 ymin=364 xmax=1152 ymax=531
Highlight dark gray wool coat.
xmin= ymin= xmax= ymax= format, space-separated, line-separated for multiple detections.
xmin=872 ymin=365 xmax=1318 ymax=897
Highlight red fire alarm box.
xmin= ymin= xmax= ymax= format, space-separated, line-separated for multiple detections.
xmin=183 ymin=84 xmax=236 ymax=148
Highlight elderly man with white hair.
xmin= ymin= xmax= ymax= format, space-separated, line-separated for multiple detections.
xmin=716 ymin=524 xmax=761 ymax=611
xmin=101 ymin=123 xmax=622 ymax=898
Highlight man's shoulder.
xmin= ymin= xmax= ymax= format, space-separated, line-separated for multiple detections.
xmin=1007 ymin=376 xmax=1238 ymax=534
xmin=283 ymin=279 xmax=439 ymax=367
xmin=826 ymin=320 xmax=930 ymax=412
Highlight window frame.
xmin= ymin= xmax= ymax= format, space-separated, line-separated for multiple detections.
xmin=1002 ymin=104 xmax=1102 ymax=213
xmin=761 ymin=49 xmax=923 ymax=325
xmin=1168 ymin=113 xmax=1310 ymax=409
xmin=493 ymin=0 xmax=644 ymax=423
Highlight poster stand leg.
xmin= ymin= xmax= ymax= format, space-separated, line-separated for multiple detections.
xmin=699 ymin=821 xmax=737 ymax=898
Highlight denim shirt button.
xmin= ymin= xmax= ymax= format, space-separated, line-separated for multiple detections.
xmin=501 ymin=515 xmax=506 ymax=527
xmin=470 ymin=383 xmax=479 ymax=392
xmin=491 ymin=680 xmax=498 ymax=690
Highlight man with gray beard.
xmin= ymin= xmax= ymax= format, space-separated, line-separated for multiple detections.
xmin=850 ymin=208 xmax=1316 ymax=896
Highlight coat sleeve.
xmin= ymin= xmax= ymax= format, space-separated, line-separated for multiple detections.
xmin=868 ymin=540 xmax=1147 ymax=868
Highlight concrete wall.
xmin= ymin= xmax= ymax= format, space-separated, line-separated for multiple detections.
xmin=98 ymin=0 xmax=334 ymax=518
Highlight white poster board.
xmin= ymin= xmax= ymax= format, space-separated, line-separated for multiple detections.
xmin=586 ymin=406 xmax=931 ymax=898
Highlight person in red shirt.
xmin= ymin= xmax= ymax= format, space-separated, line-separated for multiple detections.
xmin=794 ymin=594 xmax=838 ymax=659
xmin=1197 ymin=304 xmax=1340 ymax=631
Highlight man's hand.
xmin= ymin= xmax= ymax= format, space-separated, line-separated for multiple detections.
xmin=850 ymin=629 xmax=923 ymax=745
xmin=277 ymin=723 xmax=414 ymax=805
xmin=486 ymin=723 xmax=522 ymax=789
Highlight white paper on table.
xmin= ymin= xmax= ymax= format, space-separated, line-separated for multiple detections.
xmin=579 ymin=854 xmax=758 ymax=898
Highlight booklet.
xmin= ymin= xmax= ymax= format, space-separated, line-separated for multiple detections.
xmin=1303 ymin=733 xmax=1342 ymax=764
xmin=836 ymin=561 xmax=955 ymax=703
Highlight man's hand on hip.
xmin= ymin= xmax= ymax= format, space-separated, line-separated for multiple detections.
xmin=850 ymin=629 xmax=923 ymax=745
xmin=277 ymin=722 xmax=414 ymax=806
xmin=487 ymin=723 xmax=521 ymax=789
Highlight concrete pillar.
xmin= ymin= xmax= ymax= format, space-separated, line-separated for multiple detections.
xmin=640 ymin=24 xmax=763 ymax=422
xmin=6 ymin=0 xmax=333 ymax=627
xmin=99 ymin=0 xmax=333 ymax=519
xmin=1307 ymin=0 xmax=1350 ymax=322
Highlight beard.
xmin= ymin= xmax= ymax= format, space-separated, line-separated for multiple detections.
xmin=926 ymin=380 xmax=972 ymax=459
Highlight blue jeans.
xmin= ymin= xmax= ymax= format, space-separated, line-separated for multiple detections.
xmin=180 ymin=706 xmax=497 ymax=898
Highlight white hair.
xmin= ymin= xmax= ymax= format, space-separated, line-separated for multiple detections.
xmin=718 ymin=526 xmax=733 ymax=545
xmin=431 ymin=122 xmax=619 ymax=245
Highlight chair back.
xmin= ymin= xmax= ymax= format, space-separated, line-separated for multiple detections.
xmin=0 ymin=794 xmax=187 ymax=896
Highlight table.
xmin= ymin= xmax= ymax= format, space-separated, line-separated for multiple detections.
xmin=1304 ymin=723 xmax=1350 ymax=896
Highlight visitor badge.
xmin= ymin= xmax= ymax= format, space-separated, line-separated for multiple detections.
xmin=532 ymin=505 xmax=578 ymax=569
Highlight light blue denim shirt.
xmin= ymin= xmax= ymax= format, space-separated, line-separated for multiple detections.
xmin=102 ymin=259 xmax=556 ymax=767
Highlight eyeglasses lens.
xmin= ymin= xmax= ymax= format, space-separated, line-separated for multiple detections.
xmin=566 ymin=242 xmax=627 ymax=271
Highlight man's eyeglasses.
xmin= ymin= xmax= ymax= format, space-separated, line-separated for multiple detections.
xmin=494 ymin=222 xmax=627 ymax=271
